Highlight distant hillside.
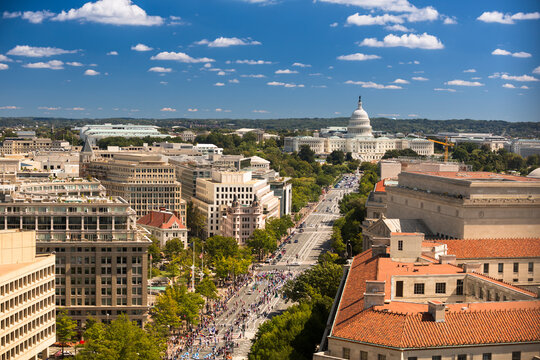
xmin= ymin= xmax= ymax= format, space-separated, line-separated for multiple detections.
xmin=1 ymin=116 xmax=538 ymax=138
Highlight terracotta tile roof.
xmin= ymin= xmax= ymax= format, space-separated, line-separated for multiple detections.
xmin=374 ymin=180 xmax=386 ymax=192
xmin=408 ymin=171 xmax=540 ymax=182
xmin=332 ymin=302 xmax=540 ymax=348
xmin=437 ymin=238 xmax=540 ymax=259
xmin=137 ymin=210 xmax=186 ymax=230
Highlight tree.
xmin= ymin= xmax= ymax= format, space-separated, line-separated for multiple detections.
xmin=282 ymin=262 xmax=343 ymax=302
xmin=152 ymin=285 xmax=205 ymax=330
xmin=327 ymin=150 xmax=345 ymax=165
xmin=196 ymin=276 xmax=218 ymax=302
xmin=148 ymin=236 xmax=162 ymax=263
xmin=298 ymin=145 xmax=315 ymax=163
xmin=57 ymin=310 xmax=77 ymax=358
xmin=205 ymin=235 xmax=239 ymax=260
xmin=187 ymin=201 xmax=206 ymax=239
xmin=164 ymin=238 xmax=184 ymax=258
xmin=248 ymin=229 xmax=277 ymax=261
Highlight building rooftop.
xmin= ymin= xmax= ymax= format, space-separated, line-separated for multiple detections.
xmin=408 ymin=171 xmax=540 ymax=182
xmin=434 ymin=238 xmax=540 ymax=259
xmin=137 ymin=210 xmax=186 ymax=230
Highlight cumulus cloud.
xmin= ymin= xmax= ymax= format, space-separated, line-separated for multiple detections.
xmin=443 ymin=16 xmax=457 ymax=24
xmin=67 ymin=62 xmax=83 ymax=66
xmin=0 ymin=64 xmax=8 ymax=70
xmin=38 ymin=106 xmax=61 ymax=110
xmin=275 ymin=69 xmax=298 ymax=74
xmin=84 ymin=69 xmax=100 ymax=76
xmin=345 ymin=80 xmax=402 ymax=89
xmin=23 ymin=60 xmax=64 ymax=70
xmin=346 ymin=13 xmax=403 ymax=26
xmin=412 ymin=76 xmax=428 ymax=81
xmin=533 ymin=66 xmax=540 ymax=75
xmin=161 ymin=107 xmax=176 ymax=112
xmin=337 ymin=53 xmax=381 ymax=61
xmin=234 ymin=59 xmax=272 ymax=65
xmin=463 ymin=69 xmax=476 ymax=73
xmin=520 ymin=85 xmax=529 ymax=89
xmin=187 ymin=108 xmax=197 ymax=112
xmin=7 ymin=45 xmax=77 ymax=57
xmin=292 ymin=62 xmax=311 ymax=67
xmin=502 ymin=83 xmax=516 ymax=89
xmin=360 ymin=33 xmax=443 ymax=49
xmin=385 ymin=24 xmax=413 ymax=32
xmin=196 ymin=37 xmax=261 ymax=48
xmin=3 ymin=10 xmax=55 ymax=23
xmin=477 ymin=11 xmax=540 ymax=24
xmin=393 ymin=78 xmax=409 ymax=84
xmin=319 ymin=0 xmax=439 ymax=22
xmin=217 ymin=71 xmax=226 ymax=76
xmin=0 ymin=55 xmax=12 ymax=62
xmin=160 ymin=81 xmax=167 ymax=85
xmin=0 ymin=106 xmax=20 ymax=109
xmin=445 ymin=79 xmax=484 ymax=86
xmin=214 ymin=82 xmax=225 ymax=86
xmin=267 ymin=81 xmax=304 ymax=88
xmin=131 ymin=43 xmax=153 ymax=51
xmin=107 ymin=51 xmax=118 ymax=55
xmin=491 ymin=48 xmax=532 ymax=58
xmin=53 ymin=0 xmax=164 ymax=26
xmin=501 ymin=74 xmax=538 ymax=82
xmin=252 ymin=110 xmax=269 ymax=113
xmin=151 ymin=51 xmax=214 ymax=63
xmin=434 ymin=88 xmax=456 ymax=92
xmin=149 ymin=66 xmax=172 ymax=73
xmin=240 ymin=74 xmax=266 ymax=78
xmin=69 ymin=107 xmax=85 ymax=111
xmin=229 ymin=79 xmax=239 ymax=83
xmin=330 ymin=22 xmax=339 ymax=27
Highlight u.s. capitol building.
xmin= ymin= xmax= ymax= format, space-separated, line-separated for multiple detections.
xmin=284 ymin=97 xmax=434 ymax=161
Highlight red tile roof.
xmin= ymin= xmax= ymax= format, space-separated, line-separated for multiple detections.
xmin=137 ymin=210 xmax=186 ymax=229
xmin=408 ymin=171 xmax=540 ymax=182
xmin=374 ymin=180 xmax=386 ymax=192
xmin=437 ymin=238 xmax=540 ymax=259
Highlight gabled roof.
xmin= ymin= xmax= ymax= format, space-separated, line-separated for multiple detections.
xmin=137 ymin=210 xmax=186 ymax=230
xmin=436 ymin=238 xmax=540 ymax=259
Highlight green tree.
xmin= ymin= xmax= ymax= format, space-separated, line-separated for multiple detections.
xmin=152 ymin=285 xmax=204 ymax=329
xmin=205 ymin=235 xmax=239 ymax=260
xmin=164 ymin=238 xmax=184 ymax=258
xmin=282 ymin=261 xmax=343 ymax=302
xmin=298 ymin=145 xmax=315 ymax=163
xmin=57 ymin=310 xmax=78 ymax=357
xmin=187 ymin=201 xmax=206 ymax=238
xmin=327 ymin=150 xmax=345 ymax=165
xmin=248 ymin=229 xmax=277 ymax=261
xmin=195 ymin=276 xmax=218 ymax=302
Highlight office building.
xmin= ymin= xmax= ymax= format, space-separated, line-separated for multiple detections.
xmin=0 ymin=138 xmax=70 ymax=155
xmin=78 ymin=124 xmax=168 ymax=146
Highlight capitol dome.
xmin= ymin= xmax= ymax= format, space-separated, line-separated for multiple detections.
xmin=347 ymin=96 xmax=373 ymax=137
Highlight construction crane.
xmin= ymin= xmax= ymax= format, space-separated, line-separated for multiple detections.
xmin=427 ymin=137 xmax=454 ymax=162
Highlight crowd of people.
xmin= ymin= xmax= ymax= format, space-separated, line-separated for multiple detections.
xmin=165 ymin=270 xmax=294 ymax=360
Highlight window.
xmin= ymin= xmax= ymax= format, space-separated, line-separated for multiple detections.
xmin=360 ymin=351 xmax=367 ymax=360
xmin=435 ymin=283 xmax=446 ymax=294
xmin=456 ymin=279 xmax=463 ymax=295
xmin=512 ymin=351 xmax=521 ymax=360
xmin=457 ymin=355 xmax=467 ymax=360
xmin=396 ymin=281 xmax=403 ymax=297
xmin=378 ymin=355 xmax=386 ymax=360
xmin=342 ymin=347 xmax=350 ymax=359
xmin=528 ymin=262 xmax=534 ymax=273
xmin=482 ymin=354 xmax=492 ymax=360
xmin=408 ymin=358 xmax=418 ymax=360
xmin=483 ymin=263 xmax=489 ymax=273
xmin=398 ymin=240 xmax=403 ymax=251
xmin=514 ymin=262 xmax=519 ymax=273
xmin=498 ymin=263 xmax=503 ymax=273
xmin=413 ymin=283 xmax=424 ymax=295
xmin=432 ymin=356 xmax=441 ymax=360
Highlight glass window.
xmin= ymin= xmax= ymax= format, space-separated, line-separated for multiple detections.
xmin=457 ymin=356 xmax=467 ymax=360
xmin=514 ymin=263 xmax=519 ymax=273
xmin=528 ymin=262 xmax=534 ymax=273
xmin=498 ymin=263 xmax=503 ymax=273
xmin=483 ymin=354 xmax=492 ymax=360
xmin=512 ymin=351 xmax=521 ymax=360
xmin=398 ymin=240 xmax=403 ymax=251
xmin=483 ymin=263 xmax=489 ymax=273
xmin=342 ymin=348 xmax=350 ymax=359
xmin=395 ymin=281 xmax=403 ymax=297
xmin=435 ymin=283 xmax=446 ymax=294
xmin=414 ymin=283 xmax=424 ymax=295
xmin=456 ymin=279 xmax=463 ymax=295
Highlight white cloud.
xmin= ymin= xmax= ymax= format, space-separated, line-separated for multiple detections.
xmin=318 ymin=0 xmax=439 ymax=22
xmin=502 ymin=83 xmax=516 ymax=89
xmin=235 ymin=59 xmax=272 ymax=65
xmin=131 ymin=43 xmax=152 ymax=51
xmin=434 ymin=88 xmax=456 ymax=92
xmin=38 ymin=106 xmax=61 ymax=110
xmin=0 ymin=55 xmax=12 ymax=62
xmin=107 ymin=51 xmax=118 ymax=55
xmin=292 ymin=62 xmax=311 ymax=67
xmin=337 ymin=53 xmax=381 ymax=61
xmin=240 ymin=74 xmax=266 ymax=78
xmin=252 ymin=110 xmax=269 ymax=113
xmin=84 ymin=69 xmax=99 ymax=76
xmin=408 ymin=114 xmax=419 ymax=117
xmin=345 ymin=80 xmax=402 ymax=89
xmin=533 ymin=66 xmax=540 ymax=75
xmin=393 ymin=78 xmax=409 ymax=84
xmin=275 ymin=69 xmax=298 ymax=74
xmin=477 ymin=11 xmax=540 ymax=24
xmin=149 ymin=66 xmax=172 ymax=73
xmin=161 ymin=107 xmax=176 ymax=112
xmin=346 ymin=13 xmax=403 ymax=26
xmin=360 ymin=33 xmax=443 ymax=49
xmin=492 ymin=48 xmax=532 ymax=58
xmin=196 ymin=37 xmax=261 ymax=48
xmin=0 ymin=106 xmax=20 ymax=109
xmin=53 ymin=0 xmax=164 ymax=26
xmin=151 ymin=51 xmax=214 ymax=63
xmin=7 ymin=45 xmax=77 ymax=57
xmin=501 ymin=74 xmax=538 ymax=82
xmin=217 ymin=71 xmax=226 ymax=76
xmin=385 ymin=24 xmax=413 ymax=32
xmin=521 ymin=85 xmax=529 ymax=89
xmin=229 ymin=79 xmax=239 ymax=83
xmin=187 ymin=108 xmax=198 ymax=112
xmin=267 ymin=81 xmax=304 ymax=88
xmin=445 ymin=79 xmax=484 ymax=86
xmin=3 ymin=11 xmax=21 ymax=19
xmin=312 ymin=85 xmax=327 ymax=88
xmin=69 ymin=107 xmax=85 ymax=111
xmin=0 ymin=64 xmax=8 ymax=70
xmin=23 ymin=60 xmax=64 ymax=70
xmin=67 ymin=61 xmax=83 ymax=66
xmin=443 ymin=16 xmax=457 ymax=24
xmin=463 ymin=69 xmax=476 ymax=73
xmin=214 ymin=82 xmax=225 ymax=86
xmin=3 ymin=10 xmax=55 ymax=23
xmin=412 ymin=76 xmax=428 ymax=81
xmin=330 ymin=22 xmax=339 ymax=27
xmin=160 ymin=81 xmax=167 ymax=85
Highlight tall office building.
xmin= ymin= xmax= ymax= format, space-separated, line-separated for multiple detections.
xmin=0 ymin=230 xmax=56 ymax=360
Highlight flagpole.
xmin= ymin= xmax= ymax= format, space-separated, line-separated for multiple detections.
xmin=191 ymin=239 xmax=195 ymax=291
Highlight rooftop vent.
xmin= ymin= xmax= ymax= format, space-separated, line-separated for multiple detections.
xmin=428 ymin=300 xmax=445 ymax=322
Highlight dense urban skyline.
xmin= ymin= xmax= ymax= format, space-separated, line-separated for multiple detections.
xmin=0 ymin=0 xmax=539 ymax=121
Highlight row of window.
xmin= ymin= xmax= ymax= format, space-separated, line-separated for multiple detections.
xmin=483 ymin=262 xmax=534 ymax=274
xmin=0 ymin=324 xmax=55 ymax=360
xmin=395 ymin=280 xmax=463 ymax=297
xmin=0 ymin=280 xmax=54 ymax=313
xmin=0 ymin=298 xmax=54 ymax=333
xmin=0 ymin=266 xmax=54 ymax=296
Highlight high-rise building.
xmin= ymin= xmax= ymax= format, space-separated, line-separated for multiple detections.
xmin=0 ymin=230 xmax=56 ymax=360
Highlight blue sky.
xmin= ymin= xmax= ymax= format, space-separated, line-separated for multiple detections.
xmin=0 ymin=0 xmax=539 ymax=122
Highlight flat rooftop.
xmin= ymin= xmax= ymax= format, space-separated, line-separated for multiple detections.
xmin=408 ymin=171 xmax=540 ymax=182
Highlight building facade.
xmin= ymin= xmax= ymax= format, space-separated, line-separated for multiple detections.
xmin=137 ymin=210 xmax=188 ymax=248
xmin=0 ymin=230 xmax=56 ymax=360
xmin=220 ymin=196 xmax=264 ymax=245
xmin=78 ymin=124 xmax=168 ymax=145
xmin=0 ymin=138 xmax=70 ymax=155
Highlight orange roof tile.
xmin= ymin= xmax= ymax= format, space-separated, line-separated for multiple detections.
xmin=137 ymin=210 xmax=186 ymax=230
xmin=374 ymin=180 xmax=386 ymax=192
xmin=437 ymin=238 xmax=540 ymax=259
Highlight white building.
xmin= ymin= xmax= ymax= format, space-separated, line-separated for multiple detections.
xmin=284 ymin=97 xmax=434 ymax=161
xmin=78 ymin=124 xmax=168 ymax=145
xmin=137 ymin=210 xmax=188 ymax=248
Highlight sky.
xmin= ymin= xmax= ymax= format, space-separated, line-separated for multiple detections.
xmin=0 ymin=0 xmax=539 ymax=122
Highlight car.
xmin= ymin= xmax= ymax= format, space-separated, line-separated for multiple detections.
xmin=290 ymin=262 xmax=300 ymax=266
xmin=294 ymin=239 xmax=298 ymax=243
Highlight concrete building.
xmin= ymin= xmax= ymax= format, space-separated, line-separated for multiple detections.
xmin=179 ymin=131 xmax=196 ymax=142
xmin=0 ymin=182 xmax=150 ymax=326
xmin=284 ymin=97 xmax=434 ymax=161
xmin=137 ymin=209 xmax=188 ymax=248
xmin=221 ymin=195 xmax=264 ymax=244
xmin=506 ymin=139 xmax=540 ymax=158
xmin=0 ymin=138 xmax=70 ymax=155
xmin=379 ymin=158 xmax=468 ymax=180
xmin=85 ymin=153 xmax=186 ymax=218
xmin=192 ymin=170 xmax=280 ymax=239
xmin=314 ymin=233 xmax=540 ymax=360
xmin=0 ymin=230 xmax=56 ymax=360
xmin=386 ymin=171 xmax=540 ymax=239
xmin=78 ymin=124 xmax=168 ymax=145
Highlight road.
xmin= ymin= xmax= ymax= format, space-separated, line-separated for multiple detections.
xmin=170 ymin=175 xmax=359 ymax=360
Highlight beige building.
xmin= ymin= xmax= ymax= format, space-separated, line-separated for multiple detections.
xmin=386 ymin=171 xmax=540 ymax=239
xmin=0 ymin=230 xmax=56 ymax=360
xmin=84 ymin=153 xmax=185 ymax=218
xmin=314 ymin=233 xmax=540 ymax=360
xmin=0 ymin=138 xmax=69 ymax=155
xmin=221 ymin=196 xmax=265 ymax=245
xmin=379 ymin=159 xmax=467 ymax=180
xmin=192 ymin=170 xmax=280 ymax=239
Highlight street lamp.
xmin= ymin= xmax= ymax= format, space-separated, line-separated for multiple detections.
xmin=346 ymin=240 xmax=352 ymax=260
